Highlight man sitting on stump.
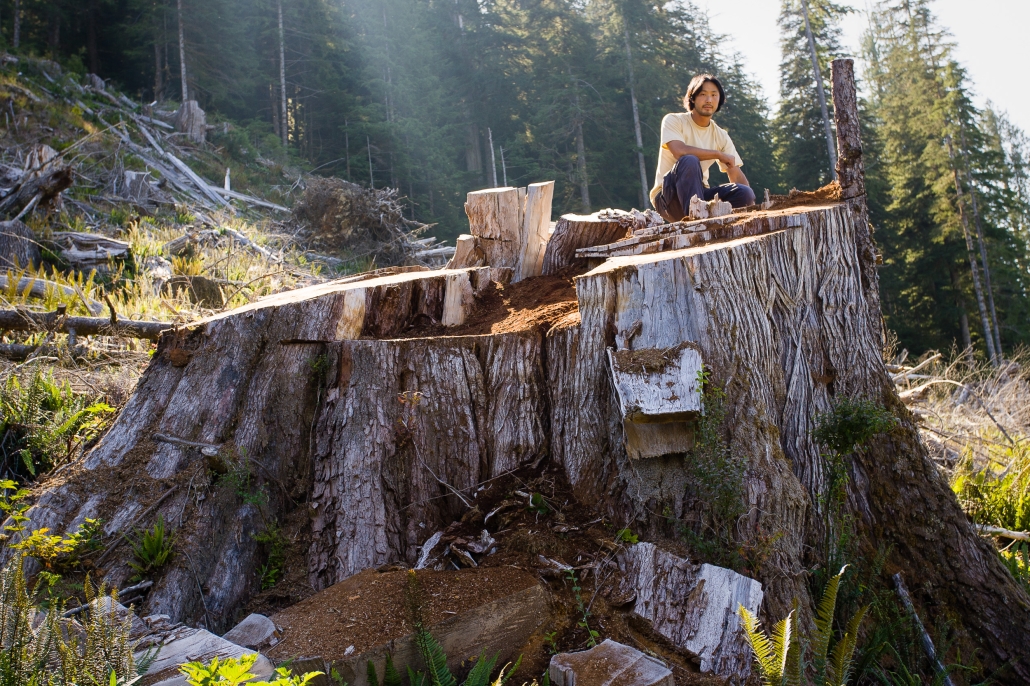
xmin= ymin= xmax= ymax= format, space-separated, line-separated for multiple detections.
xmin=651 ymin=74 xmax=755 ymax=222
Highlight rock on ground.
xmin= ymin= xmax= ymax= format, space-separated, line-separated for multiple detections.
xmin=548 ymin=639 xmax=674 ymax=686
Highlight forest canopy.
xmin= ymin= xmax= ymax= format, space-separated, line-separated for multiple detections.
xmin=3 ymin=0 xmax=1029 ymax=359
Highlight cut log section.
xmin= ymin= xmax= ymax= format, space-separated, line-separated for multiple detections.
xmin=541 ymin=211 xmax=635 ymax=275
xmin=618 ymin=542 xmax=762 ymax=683
xmin=687 ymin=193 xmax=732 ymax=220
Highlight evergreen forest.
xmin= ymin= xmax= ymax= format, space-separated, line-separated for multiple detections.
xmin=4 ymin=0 xmax=1028 ymax=358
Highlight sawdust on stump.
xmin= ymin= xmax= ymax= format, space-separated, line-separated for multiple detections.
xmin=266 ymin=566 xmax=539 ymax=663
xmin=398 ymin=267 xmax=582 ymax=338
xmin=610 ymin=341 xmax=701 ymax=375
xmin=767 ymin=181 xmax=843 ymax=210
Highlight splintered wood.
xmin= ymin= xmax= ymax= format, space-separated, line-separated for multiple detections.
xmin=687 ymin=193 xmax=732 ymax=220
xmin=448 ymin=182 xmax=554 ymax=282
xmin=608 ymin=344 xmax=703 ymax=459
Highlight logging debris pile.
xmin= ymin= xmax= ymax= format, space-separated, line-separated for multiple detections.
xmin=0 ymin=54 xmax=453 ymax=365
xmin=290 ymin=177 xmax=449 ymax=268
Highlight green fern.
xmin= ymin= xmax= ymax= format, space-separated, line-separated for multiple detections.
xmin=739 ymin=566 xmax=867 ymax=686
xmin=367 ymin=655 xmax=403 ymax=686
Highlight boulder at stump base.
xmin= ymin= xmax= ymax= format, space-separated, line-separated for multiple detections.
xmin=548 ymin=639 xmax=674 ymax=686
xmin=223 ymin=613 xmax=280 ymax=651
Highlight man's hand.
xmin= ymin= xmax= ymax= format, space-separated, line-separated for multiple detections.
xmin=720 ymin=152 xmax=738 ymax=168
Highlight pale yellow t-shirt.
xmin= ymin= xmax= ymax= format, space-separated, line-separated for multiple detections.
xmin=649 ymin=112 xmax=743 ymax=205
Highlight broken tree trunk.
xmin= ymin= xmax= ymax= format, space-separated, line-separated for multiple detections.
xmin=448 ymin=183 xmax=553 ymax=282
xmin=175 ymin=100 xmax=207 ymax=144
xmin=541 ymin=212 xmax=632 ymax=275
xmin=0 ymin=219 xmax=41 ymax=268
xmin=0 ymin=145 xmax=72 ymax=218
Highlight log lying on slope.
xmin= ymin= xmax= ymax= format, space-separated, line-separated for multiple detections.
xmin=0 ymin=308 xmax=170 ymax=340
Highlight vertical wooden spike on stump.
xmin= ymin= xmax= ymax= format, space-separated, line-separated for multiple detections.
xmin=515 ymin=181 xmax=554 ymax=281
xmin=463 ymin=187 xmax=524 ymax=271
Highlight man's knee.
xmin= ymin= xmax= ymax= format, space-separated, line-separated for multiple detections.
xmin=736 ymin=185 xmax=756 ymax=207
xmin=674 ymin=154 xmax=702 ymax=174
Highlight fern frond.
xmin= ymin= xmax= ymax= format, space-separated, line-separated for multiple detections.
xmin=383 ymin=654 xmax=402 ymax=686
xmin=739 ymin=605 xmax=787 ymax=686
xmin=812 ymin=565 xmax=847 ymax=683
xmin=826 ymin=604 xmax=868 ymax=686
xmin=492 ymin=655 xmax=522 ymax=686
xmin=462 ymin=651 xmax=497 ymax=686
xmin=367 ymin=660 xmax=380 ymax=686
xmin=413 ymin=628 xmax=456 ymax=686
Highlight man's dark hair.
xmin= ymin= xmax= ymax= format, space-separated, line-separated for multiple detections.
xmin=684 ymin=74 xmax=725 ymax=113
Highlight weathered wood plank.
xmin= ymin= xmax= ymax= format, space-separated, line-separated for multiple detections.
xmin=515 ymin=181 xmax=554 ymax=281
xmin=618 ymin=542 xmax=762 ymax=683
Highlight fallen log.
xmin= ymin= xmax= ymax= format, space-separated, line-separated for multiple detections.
xmin=0 ymin=219 xmax=41 ymax=268
xmin=0 ymin=276 xmax=105 ymax=314
xmin=50 ymin=231 xmax=130 ymax=269
xmin=0 ymin=145 xmax=73 ymax=218
xmin=0 ymin=308 xmax=172 ymax=340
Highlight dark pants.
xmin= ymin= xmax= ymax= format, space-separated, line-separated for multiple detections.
xmin=653 ymin=155 xmax=756 ymax=222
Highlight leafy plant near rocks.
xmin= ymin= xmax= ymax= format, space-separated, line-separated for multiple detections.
xmin=129 ymin=515 xmax=175 ymax=578
xmin=739 ymin=566 xmax=867 ymax=686
xmin=0 ymin=480 xmax=104 ymax=571
xmin=179 ymin=653 xmax=323 ymax=686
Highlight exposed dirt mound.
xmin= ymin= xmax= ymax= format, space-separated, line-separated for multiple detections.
xmin=267 ymin=566 xmax=539 ymax=662
xmin=398 ymin=266 xmax=583 ymax=338
xmin=767 ymin=181 xmax=843 ymax=210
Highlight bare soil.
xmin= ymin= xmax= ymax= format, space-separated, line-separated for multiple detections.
xmin=767 ymin=181 xmax=843 ymax=210
xmin=267 ymin=566 xmax=540 ymax=662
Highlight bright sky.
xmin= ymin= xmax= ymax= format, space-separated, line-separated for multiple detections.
xmin=698 ymin=0 xmax=1030 ymax=134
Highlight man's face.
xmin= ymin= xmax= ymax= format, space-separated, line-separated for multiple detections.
xmin=693 ymin=82 xmax=720 ymax=117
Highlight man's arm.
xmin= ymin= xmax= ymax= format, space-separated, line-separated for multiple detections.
xmin=665 ymin=140 xmax=735 ymax=165
xmin=667 ymin=139 xmax=750 ymax=187
xmin=726 ymin=165 xmax=750 ymax=187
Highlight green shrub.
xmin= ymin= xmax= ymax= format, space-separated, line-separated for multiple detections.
xmin=0 ymin=367 xmax=114 ymax=479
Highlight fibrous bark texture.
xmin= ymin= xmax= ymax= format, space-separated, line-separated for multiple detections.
xmin=0 ymin=219 xmax=40 ymax=268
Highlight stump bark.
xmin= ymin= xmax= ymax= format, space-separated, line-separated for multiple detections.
xmin=0 ymin=219 xmax=40 ymax=268
xmin=175 ymin=101 xmax=207 ymax=144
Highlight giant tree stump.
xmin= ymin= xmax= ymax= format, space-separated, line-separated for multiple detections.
xmin=11 ymin=62 xmax=1030 ymax=678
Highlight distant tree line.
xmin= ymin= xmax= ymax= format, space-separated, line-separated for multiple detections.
xmin=1 ymin=0 xmax=1027 ymax=357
